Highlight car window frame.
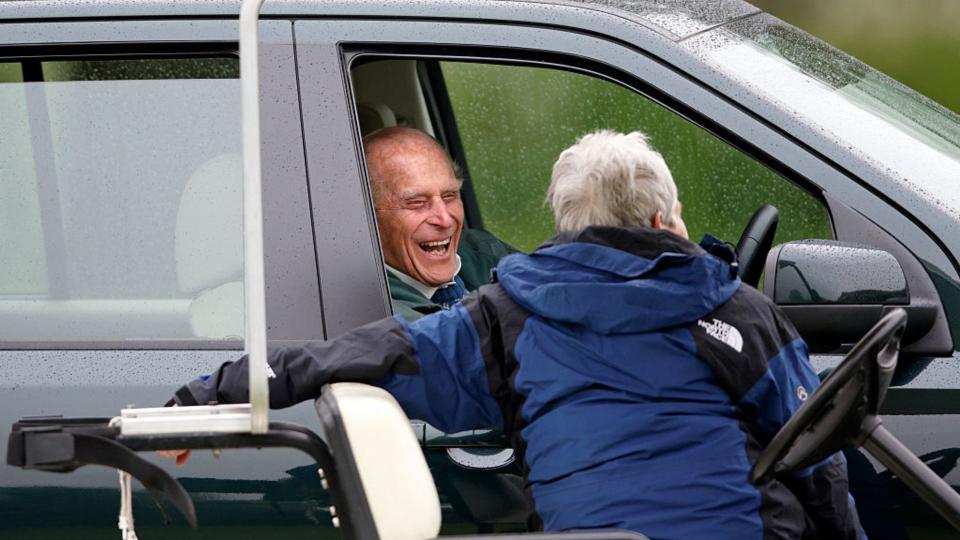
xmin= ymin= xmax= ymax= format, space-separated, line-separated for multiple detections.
xmin=416 ymin=59 xmax=486 ymax=231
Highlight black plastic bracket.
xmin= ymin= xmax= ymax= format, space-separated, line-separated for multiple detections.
xmin=7 ymin=417 xmax=337 ymax=531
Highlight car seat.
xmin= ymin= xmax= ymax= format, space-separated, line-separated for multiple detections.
xmin=175 ymin=153 xmax=244 ymax=339
xmin=357 ymin=101 xmax=398 ymax=134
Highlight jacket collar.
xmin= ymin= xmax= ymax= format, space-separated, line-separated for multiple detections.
xmin=539 ymin=226 xmax=738 ymax=277
xmin=385 ymin=256 xmax=462 ymax=300
xmin=540 ymin=226 xmax=700 ymax=257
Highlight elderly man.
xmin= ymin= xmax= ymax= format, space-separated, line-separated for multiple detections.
xmin=364 ymin=127 xmax=512 ymax=320
xmin=169 ymin=130 xmax=862 ymax=539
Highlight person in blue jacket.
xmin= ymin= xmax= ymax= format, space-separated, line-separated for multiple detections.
xmin=170 ymin=130 xmax=863 ymax=539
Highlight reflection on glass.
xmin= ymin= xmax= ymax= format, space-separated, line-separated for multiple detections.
xmin=0 ymin=58 xmax=242 ymax=341
xmin=691 ymin=15 xmax=960 ymax=215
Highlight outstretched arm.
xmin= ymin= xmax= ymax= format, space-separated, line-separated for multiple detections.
xmin=170 ymin=317 xmax=419 ymax=408
xmin=169 ymin=300 xmax=504 ymax=434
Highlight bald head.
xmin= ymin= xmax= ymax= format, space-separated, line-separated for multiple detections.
xmin=362 ymin=127 xmax=465 ymax=287
xmin=363 ymin=127 xmax=461 ymax=206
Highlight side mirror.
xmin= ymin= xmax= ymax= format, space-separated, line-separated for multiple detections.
xmin=764 ymin=240 xmax=944 ymax=354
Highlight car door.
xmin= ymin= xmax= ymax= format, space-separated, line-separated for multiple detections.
xmin=0 ymin=17 xmax=338 ymax=539
xmin=295 ymin=9 xmax=960 ymax=538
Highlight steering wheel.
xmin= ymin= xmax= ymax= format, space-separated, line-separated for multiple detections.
xmin=750 ymin=308 xmax=907 ymax=483
xmin=735 ymin=205 xmax=779 ymax=288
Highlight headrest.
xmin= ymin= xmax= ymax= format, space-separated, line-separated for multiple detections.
xmin=357 ymin=102 xmax=397 ymax=135
xmin=176 ymin=153 xmax=242 ymax=294
xmin=188 ymin=282 xmax=244 ymax=339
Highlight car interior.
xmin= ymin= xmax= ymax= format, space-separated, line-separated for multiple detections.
xmin=175 ymin=152 xmax=244 ymax=340
xmin=0 ymin=57 xmax=243 ymax=344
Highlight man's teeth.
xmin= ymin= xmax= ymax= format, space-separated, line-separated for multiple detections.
xmin=420 ymin=238 xmax=450 ymax=255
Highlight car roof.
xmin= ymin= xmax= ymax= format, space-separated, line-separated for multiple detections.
xmin=0 ymin=0 xmax=760 ymax=42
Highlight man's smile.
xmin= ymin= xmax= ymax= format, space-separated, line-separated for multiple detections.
xmin=418 ymin=237 xmax=452 ymax=257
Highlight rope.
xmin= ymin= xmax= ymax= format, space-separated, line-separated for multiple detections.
xmin=117 ymin=470 xmax=139 ymax=540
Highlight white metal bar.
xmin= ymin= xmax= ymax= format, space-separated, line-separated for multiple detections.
xmin=240 ymin=0 xmax=269 ymax=434
xmin=118 ymin=404 xmax=253 ymax=436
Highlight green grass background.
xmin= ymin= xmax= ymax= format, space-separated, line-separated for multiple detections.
xmin=443 ymin=62 xmax=832 ymax=253
xmin=752 ymin=0 xmax=960 ymax=115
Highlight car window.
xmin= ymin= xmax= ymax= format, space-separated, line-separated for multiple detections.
xmin=440 ymin=61 xmax=833 ymax=254
xmin=0 ymin=57 xmax=242 ymax=343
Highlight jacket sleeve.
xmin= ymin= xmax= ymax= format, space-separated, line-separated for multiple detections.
xmin=171 ymin=316 xmax=420 ymax=408
xmin=782 ymin=453 xmax=864 ymax=539
xmin=737 ymin=317 xmax=863 ymax=538
xmin=741 ymin=336 xmax=864 ymax=537
xmin=170 ymin=303 xmax=503 ymax=435
xmin=377 ymin=302 xmax=504 ymax=434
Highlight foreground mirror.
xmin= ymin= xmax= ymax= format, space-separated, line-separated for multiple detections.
xmin=763 ymin=240 xmax=942 ymax=353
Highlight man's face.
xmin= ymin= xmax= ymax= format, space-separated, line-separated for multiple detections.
xmin=373 ymin=146 xmax=464 ymax=287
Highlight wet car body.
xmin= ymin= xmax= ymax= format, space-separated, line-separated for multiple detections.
xmin=1 ymin=0 xmax=959 ymax=538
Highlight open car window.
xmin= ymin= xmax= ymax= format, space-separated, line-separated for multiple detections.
xmin=351 ymin=57 xmax=833 ymax=293
xmin=439 ymin=60 xmax=833 ymax=253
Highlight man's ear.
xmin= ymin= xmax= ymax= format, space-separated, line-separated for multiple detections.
xmin=649 ymin=211 xmax=664 ymax=230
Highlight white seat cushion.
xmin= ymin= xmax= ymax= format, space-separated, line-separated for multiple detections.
xmin=329 ymin=383 xmax=441 ymax=540
xmin=188 ymin=281 xmax=243 ymax=340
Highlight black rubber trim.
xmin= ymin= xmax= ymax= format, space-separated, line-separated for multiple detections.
xmin=418 ymin=59 xmax=485 ymax=231
xmin=0 ymin=42 xmax=237 ymax=60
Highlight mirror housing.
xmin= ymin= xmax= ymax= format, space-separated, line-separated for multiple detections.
xmin=764 ymin=240 xmax=946 ymax=354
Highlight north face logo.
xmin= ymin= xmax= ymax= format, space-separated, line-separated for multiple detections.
xmin=697 ymin=318 xmax=744 ymax=353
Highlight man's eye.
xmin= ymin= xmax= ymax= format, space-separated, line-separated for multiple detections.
xmin=405 ymin=200 xmax=428 ymax=209
xmin=442 ymin=192 xmax=459 ymax=202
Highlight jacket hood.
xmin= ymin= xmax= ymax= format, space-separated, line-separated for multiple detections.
xmin=496 ymin=226 xmax=741 ymax=334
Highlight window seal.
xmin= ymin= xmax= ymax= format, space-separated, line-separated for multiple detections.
xmin=416 ymin=59 xmax=485 ymax=231
xmin=0 ymin=42 xmax=238 ymax=62
xmin=0 ymin=340 xmax=244 ymax=351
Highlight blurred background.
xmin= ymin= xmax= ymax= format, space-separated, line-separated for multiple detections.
xmin=751 ymin=0 xmax=960 ymax=114
xmin=441 ymin=0 xmax=960 ymax=252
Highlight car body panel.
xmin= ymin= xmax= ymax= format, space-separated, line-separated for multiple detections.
xmin=1 ymin=1 xmax=958 ymax=538
xmin=0 ymin=0 xmax=760 ymax=41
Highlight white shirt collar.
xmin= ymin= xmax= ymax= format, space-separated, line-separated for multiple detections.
xmin=386 ymin=255 xmax=462 ymax=300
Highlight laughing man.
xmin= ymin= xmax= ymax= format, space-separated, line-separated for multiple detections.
xmin=364 ymin=127 xmax=513 ymax=320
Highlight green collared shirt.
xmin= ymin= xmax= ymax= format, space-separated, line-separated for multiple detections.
xmin=387 ymin=228 xmax=517 ymax=321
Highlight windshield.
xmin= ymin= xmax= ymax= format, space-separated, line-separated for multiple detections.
xmin=686 ymin=14 xmax=960 ymax=214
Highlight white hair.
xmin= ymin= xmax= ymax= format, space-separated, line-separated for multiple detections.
xmin=546 ymin=130 xmax=679 ymax=233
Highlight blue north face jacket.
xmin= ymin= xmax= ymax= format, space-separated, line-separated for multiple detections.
xmin=174 ymin=226 xmax=863 ymax=539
